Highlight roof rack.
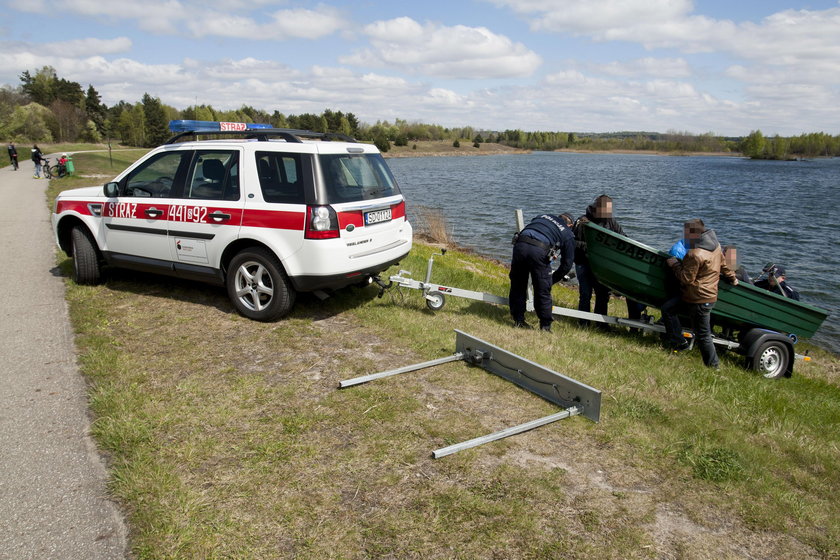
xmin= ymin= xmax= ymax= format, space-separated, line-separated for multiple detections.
xmin=165 ymin=128 xmax=358 ymax=145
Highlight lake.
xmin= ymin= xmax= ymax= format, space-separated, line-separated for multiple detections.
xmin=388 ymin=152 xmax=840 ymax=355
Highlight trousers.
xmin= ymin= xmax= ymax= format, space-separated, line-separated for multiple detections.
xmin=662 ymin=296 xmax=718 ymax=367
xmin=509 ymin=241 xmax=553 ymax=327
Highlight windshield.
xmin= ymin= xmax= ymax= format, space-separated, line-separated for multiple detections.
xmin=319 ymin=153 xmax=400 ymax=202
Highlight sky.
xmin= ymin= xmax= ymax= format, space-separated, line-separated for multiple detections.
xmin=2 ymin=0 xmax=839 ymax=136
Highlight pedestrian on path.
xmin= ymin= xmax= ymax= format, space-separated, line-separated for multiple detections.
xmin=7 ymin=141 xmax=18 ymax=170
xmin=31 ymin=144 xmax=43 ymax=178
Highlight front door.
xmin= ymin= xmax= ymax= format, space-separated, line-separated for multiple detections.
xmin=102 ymin=150 xmax=191 ymax=267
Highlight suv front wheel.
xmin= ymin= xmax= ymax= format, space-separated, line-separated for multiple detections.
xmin=227 ymin=248 xmax=295 ymax=321
xmin=71 ymin=226 xmax=102 ymax=285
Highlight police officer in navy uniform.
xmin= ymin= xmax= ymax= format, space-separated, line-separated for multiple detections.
xmin=509 ymin=212 xmax=575 ymax=332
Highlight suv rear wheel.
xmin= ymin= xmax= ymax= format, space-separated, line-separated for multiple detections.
xmin=227 ymin=248 xmax=295 ymax=321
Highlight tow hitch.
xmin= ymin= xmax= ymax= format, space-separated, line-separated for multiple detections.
xmin=370 ymin=275 xmax=392 ymax=298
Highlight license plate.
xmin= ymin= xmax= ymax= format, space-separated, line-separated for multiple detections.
xmin=364 ymin=208 xmax=392 ymax=225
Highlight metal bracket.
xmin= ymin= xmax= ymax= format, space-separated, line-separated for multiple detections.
xmin=338 ymin=330 xmax=601 ymax=458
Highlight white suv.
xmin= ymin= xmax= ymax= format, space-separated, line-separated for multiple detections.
xmin=52 ymin=121 xmax=413 ymax=321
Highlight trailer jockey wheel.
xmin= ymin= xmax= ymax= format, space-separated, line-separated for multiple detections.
xmin=426 ymin=292 xmax=446 ymax=311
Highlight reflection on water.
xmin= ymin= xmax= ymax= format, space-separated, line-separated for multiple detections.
xmin=389 ymin=152 xmax=840 ymax=354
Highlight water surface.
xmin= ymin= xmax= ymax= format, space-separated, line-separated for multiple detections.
xmin=389 ymin=152 xmax=840 ymax=354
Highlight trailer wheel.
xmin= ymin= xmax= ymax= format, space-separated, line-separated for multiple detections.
xmin=426 ymin=292 xmax=446 ymax=311
xmin=752 ymin=341 xmax=789 ymax=379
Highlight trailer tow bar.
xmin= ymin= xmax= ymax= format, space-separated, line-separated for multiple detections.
xmin=339 ymin=330 xmax=601 ymax=458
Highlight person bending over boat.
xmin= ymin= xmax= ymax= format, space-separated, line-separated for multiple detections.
xmin=574 ymin=194 xmax=645 ymax=327
xmin=754 ymin=263 xmax=800 ymax=300
xmin=509 ymin=212 xmax=575 ymax=332
xmin=663 ymin=219 xmax=739 ymax=368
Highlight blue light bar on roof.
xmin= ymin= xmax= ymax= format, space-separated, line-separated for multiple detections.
xmin=168 ymin=120 xmax=273 ymax=133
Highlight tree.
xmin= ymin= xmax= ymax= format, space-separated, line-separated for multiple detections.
xmin=19 ymin=67 xmax=57 ymax=105
xmin=141 ymin=93 xmax=169 ymax=147
xmin=85 ymin=85 xmax=107 ymax=135
xmin=2 ymin=103 xmax=54 ymax=142
xmin=118 ymin=104 xmax=146 ymax=146
xmin=741 ymin=130 xmax=766 ymax=159
xmin=337 ymin=116 xmax=352 ymax=137
xmin=50 ymin=99 xmax=85 ymax=142
xmin=79 ymin=120 xmax=103 ymax=143
xmin=373 ymin=131 xmax=390 ymax=152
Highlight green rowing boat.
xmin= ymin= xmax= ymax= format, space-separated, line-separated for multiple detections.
xmin=582 ymin=222 xmax=829 ymax=339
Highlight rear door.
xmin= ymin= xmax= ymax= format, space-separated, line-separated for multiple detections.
xmin=167 ymin=149 xmax=244 ymax=268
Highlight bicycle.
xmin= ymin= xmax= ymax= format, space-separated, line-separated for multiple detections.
xmin=50 ymin=161 xmax=67 ymax=178
xmin=41 ymin=157 xmax=52 ymax=179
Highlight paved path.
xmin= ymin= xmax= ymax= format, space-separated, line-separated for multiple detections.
xmin=0 ymin=159 xmax=127 ymax=559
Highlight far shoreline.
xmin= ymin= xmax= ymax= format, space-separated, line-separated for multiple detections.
xmin=383 ymin=141 xmax=744 ymax=159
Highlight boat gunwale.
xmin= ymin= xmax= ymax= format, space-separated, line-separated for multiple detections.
xmin=583 ymin=221 xmax=830 ymax=316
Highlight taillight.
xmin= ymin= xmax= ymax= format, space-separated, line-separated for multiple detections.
xmin=305 ymin=205 xmax=339 ymax=239
xmin=393 ymin=199 xmax=405 ymax=219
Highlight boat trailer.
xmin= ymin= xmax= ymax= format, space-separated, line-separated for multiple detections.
xmin=381 ymin=246 xmax=808 ymax=380
xmin=339 ymin=330 xmax=601 ymax=458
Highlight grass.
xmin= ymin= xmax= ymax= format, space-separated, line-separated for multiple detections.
xmin=49 ymin=152 xmax=840 ymax=559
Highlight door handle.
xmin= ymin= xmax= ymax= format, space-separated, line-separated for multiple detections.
xmin=145 ymin=207 xmax=164 ymax=218
xmin=209 ymin=211 xmax=231 ymax=221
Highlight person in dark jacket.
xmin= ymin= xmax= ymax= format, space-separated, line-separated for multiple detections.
xmin=573 ymin=194 xmax=645 ymax=325
xmin=509 ymin=212 xmax=575 ymax=332
xmin=7 ymin=141 xmax=18 ymax=170
xmin=754 ymin=263 xmax=800 ymax=300
xmin=663 ymin=219 xmax=739 ymax=368
xmin=31 ymin=144 xmax=43 ymax=178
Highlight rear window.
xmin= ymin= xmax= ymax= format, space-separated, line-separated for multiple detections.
xmin=320 ymin=154 xmax=401 ymax=203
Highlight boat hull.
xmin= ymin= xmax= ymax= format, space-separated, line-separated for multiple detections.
xmin=582 ymin=222 xmax=828 ymax=339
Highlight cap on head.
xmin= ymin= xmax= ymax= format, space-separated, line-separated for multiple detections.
xmin=763 ymin=263 xmax=785 ymax=277
xmin=559 ymin=212 xmax=574 ymax=226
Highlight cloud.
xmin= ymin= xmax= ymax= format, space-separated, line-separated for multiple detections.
xmin=496 ymin=0 xmax=695 ymax=34
xmin=15 ymin=1 xmax=348 ymax=40
xmin=487 ymin=0 xmax=840 ymax=70
xmin=594 ymin=57 xmax=691 ymax=78
xmin=340 ymin=17 xmax=542 ymax=79
xmin=39 ymin=37 xmax=133 ymax=57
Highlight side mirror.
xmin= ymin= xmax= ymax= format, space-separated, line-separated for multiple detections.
xmin=104 ymin=182 xmax=120 ymax=197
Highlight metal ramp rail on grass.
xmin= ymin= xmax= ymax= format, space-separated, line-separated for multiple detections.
xmin=339 ymin=330 xmax=601 ymax=458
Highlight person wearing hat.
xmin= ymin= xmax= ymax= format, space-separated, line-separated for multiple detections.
xmin=573 ymin=194 xmax=646 ymax=327
xmin=754 ymin=264 xmax=800 ymax=300
xmin=509 ymin=212 xmax=575 ymax=332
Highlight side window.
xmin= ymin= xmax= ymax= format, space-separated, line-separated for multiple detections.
xmin=124 ymin=151 xmax=188 ymax=198
xmin=255 ymin=151 xmax=305 ymax=204
xmin=186 ymin=151 xmax=239 ymax=201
